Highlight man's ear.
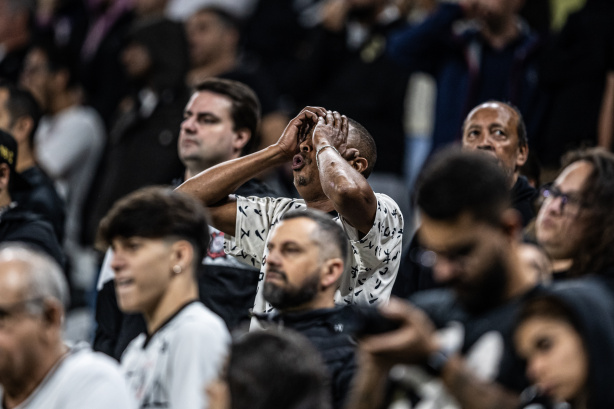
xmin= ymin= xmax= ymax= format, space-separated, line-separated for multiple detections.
xmin=41 ymin=299 xmax=64 ymax=328
xmin=11 ymin=116 xmax=33 ymax=144
xmin=169 ymin=239 xmax=195 ymax=274
xmin=321 ymin=258 xmax=344 ymax=289
xmin=515 ymin=144 xmax=528 ymax=168
xmin=232 ymin=128 xmax=251 ymax=153
xmin=350 ymin=156 xmax=368 ymax=175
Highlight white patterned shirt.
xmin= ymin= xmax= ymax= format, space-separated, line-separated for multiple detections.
xmin=224 ymin=193 xmax=403 ymax=320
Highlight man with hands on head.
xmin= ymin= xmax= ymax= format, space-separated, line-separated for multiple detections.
xmin=178 ymin=107 xmax=403 ymax=323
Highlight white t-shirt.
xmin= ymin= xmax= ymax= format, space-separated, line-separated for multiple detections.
xmin=224 ymin=193 xmax=404 ymax=317
xmin=0 ymin=343 xmax=136 ymax=409
xmin=121 ymin=302 xmax=229 ymax=409
xmin=35 ymin=106 xmax=105 ymax=244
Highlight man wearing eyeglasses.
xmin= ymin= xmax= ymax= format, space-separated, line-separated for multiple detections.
xmin=0 ymin=243 xmax=135 ymax=409
xmin=535 ymin=147 xmax=614 ymax=285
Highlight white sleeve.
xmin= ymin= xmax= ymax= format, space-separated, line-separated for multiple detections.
xmin=36 ymin=113 xmax=104 ymax=179
xmin=63 ymin=355 xmax=137 ymax=409
xmin=335 ymin=193 xmax=404 ymax=306
xmin=224 ymin=196 xmax=304 ymax=268
xmin=167 ymin=319 xmax=230 ymax=409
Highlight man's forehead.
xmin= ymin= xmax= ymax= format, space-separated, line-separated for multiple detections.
xmin=0 ymin=261 xmax=29 ymax=301
xmin=466 ymin=103 xmax=517 ymax=126
xmin=555 ymin=160 xmax=593 ymax=192
xmin=187 ymin=91 xmax=232 ymax=113
xmin=419 ymin=211 xmax=492 ymax=251
xmin=272 ymin=218 xmax=318 ymax=241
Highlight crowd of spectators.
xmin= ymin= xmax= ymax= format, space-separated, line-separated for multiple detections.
xmin=0 ymin=0 xmax=613 ymax=408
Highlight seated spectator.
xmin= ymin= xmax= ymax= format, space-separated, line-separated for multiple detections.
xmin=83 ymin=16 xmax=189 ymax=247
xmin=97 ymin=186 xmax=229 ymax=409
xmin=0 ymin=81 xmax=65 ymax=242
xmin=534 ymin=148 xmax=614 ymax=289
xmin=207 ymin=329 xmax=331 ymax=409
xmin=0 ymin=0 xmax=33 ymax=82
xmin=388 ymin=0 xmax=546 ymax=155
xmin=0 ymin=130 xmax=63 ymax=266
xmin=514 ymin=279 xmax=614 ymax=409
xmin=185 ymin=6 xmax=288 ymax=150
xmin=346 ymin=148 xmax=539 ymax=409
xmin=255 ymin=209 xmax=356 ymax=409
xmin=177 ymin=107 xmax=403 ymax=322
xmin=20 ymin=42 xmax=105 ymax=293
xmin=0 ymin=243 xmax=134 ymax=409
xmin=94 ymin=79 xmax=278 ymax=359
xmin=394 ymin=100 xmax=536 ymax=298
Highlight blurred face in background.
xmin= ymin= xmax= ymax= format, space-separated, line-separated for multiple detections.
xmin=515 ymin=316 xmax=588 ymax=403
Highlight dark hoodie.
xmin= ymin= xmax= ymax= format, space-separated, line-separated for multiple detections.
xmin=511 ymin=175 xmax=537 ymax=227
xmin=517 ymin=278 xmax=614 ymax=409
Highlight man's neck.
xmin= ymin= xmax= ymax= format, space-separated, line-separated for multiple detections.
xmin=144 ymin=282 xmax=199 ymax=335
xmin=186 ymin=54 xmax=237 ymax=87
xmin=2 ymin=343 xmax=67 ymax=409
xmin=49 ymin=90 xmax=79 ymax=116
xmin=305 ymin=196 xmax=335 ymax=213
xmin=16 ymin=147 xmax=35 ymax=173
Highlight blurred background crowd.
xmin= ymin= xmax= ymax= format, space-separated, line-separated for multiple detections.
xmin=0 ymin=0 xmax=612 ymax=339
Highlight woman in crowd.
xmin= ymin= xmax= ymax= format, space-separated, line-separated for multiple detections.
xmin=514 ymin=279 xmax=614 ymax=409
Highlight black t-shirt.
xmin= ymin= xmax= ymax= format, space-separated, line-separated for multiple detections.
xmin=410 ymin=286 xmax=541 ymax=393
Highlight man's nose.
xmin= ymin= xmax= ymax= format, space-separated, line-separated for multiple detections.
xmin=432 ymin=257 xmax=460 ymax=283
xmin=299 ymin=137 xmax=313 ymax=153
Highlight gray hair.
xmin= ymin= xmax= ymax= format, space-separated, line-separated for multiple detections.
xmin=0 ymin=243 xmax=69 ymax=312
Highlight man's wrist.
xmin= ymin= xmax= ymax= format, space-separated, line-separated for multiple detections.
xmin=316 ymin=145 xmax=341 ymax=169
xmin=423 ymin=348 xmax=453 ymax=377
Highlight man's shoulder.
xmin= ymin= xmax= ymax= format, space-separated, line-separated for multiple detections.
xmin=64 ymin=344 xmax=124 ymax=377
xmin=164 ymin=302 xmax=229 ymax=341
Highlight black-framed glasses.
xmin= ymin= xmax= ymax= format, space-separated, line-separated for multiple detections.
xmin=539 ymin=184 xmax=585 ymax=213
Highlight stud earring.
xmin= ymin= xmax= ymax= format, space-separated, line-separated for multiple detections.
xmin=172 ymin=265 xmax=182 ymax=274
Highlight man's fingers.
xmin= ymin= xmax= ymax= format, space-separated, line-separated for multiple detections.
xmin=333 ymin=111 xmax=341 ymax=128
xmin=342 ymin=115 xmax=349 ymax=135
xmin=342 ymin=148 xmax=359 ymax=161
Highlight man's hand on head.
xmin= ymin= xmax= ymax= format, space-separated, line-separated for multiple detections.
xmin=276 ymin=106 xmax=327 ymax=160
xmin=313 ymin=110 xmax=359 ymax=161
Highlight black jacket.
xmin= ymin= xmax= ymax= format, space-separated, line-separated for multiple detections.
xmin=0 ymin=204 xmax=64 ymax=267
xmin=257 ymin=306 xmax=357 ymax=409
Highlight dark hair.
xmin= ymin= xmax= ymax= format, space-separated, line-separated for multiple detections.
xmin=515 ymin=280 xmax=614 ymax=409
xmin=462 ymin=100 xmax=528 ymax=148
xmin=348 ymin=118 xmax=377 ymax=178
xmin=0 ymin=81 xmax=42 ymax=147
xmin=228 ymin=329 xmax=332 ymax=409
xmin=193 ymin=6 xmax=242 ymax=32
xmin=195 ymin=78 xmax=261 ymax=155
xmin=96 ymin=186 xmax=211 ymax=268
xmin=281 ymin=208 xmax=349 ymax=264
xmin=559 ymin=148 xmax=614 ymax=276
xmin=31 ymin=41 xmax=81 ymax=89
xmin=415 ymin=147 xmax=510 ymax=225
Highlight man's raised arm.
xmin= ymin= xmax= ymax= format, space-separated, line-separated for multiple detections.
xmin=176 ymin=107 xmax=326 ymax=235
xmin=312 ymin=111 xmax=377 ymax=236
